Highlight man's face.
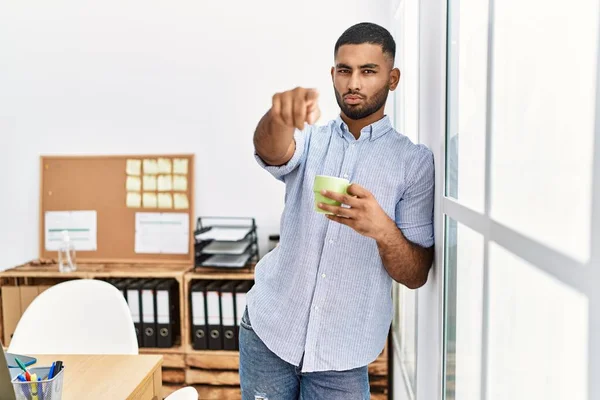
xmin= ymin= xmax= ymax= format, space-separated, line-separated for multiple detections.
xmin=332 ymin=43 xmax=399 ymax=120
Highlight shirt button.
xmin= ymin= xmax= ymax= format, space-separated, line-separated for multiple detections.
xmin=315 ymin=306 xmax=319 ymax=310
xmin=321 ymin=273 xmax=326 ymax=278
xmin=343 ymin=173 xmax=349 ymax=178
xmin=329 ymin=239 xmax=334 ymax=244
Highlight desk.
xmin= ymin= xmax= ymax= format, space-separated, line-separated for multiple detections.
xmin=31 ymin=354 xmax=163 ymax=400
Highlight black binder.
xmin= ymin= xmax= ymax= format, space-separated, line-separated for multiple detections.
xmin=125 ymin=279 xmax=144 ymax=346
xmin=220 ymin=281 xmax=237 ymax=350
xmin=205 ymin=281 xmax=223 ymax=350
xmin=141 ymin=279 xmax=161 ymax=348
xmin=115 ymin=278 xmax=135 ymax=302
xmin=234 ymin=281 xmax=253 ymax=350
xmin=156 ymin=279 xmax=179 ymax=348
xmin=190 ymin=281 xmax=210 ymax=350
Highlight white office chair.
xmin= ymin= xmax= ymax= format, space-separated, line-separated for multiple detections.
xmin=8 ymin=279 xmax=138 ymax=355
xmin=165 ymin=386 xmax=198 ymax=400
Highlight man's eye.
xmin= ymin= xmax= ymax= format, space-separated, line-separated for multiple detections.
xmin=364 ymin=70 xmax=376 ymax=74
xmin=338 ymin=69 xmax=350 ymax=74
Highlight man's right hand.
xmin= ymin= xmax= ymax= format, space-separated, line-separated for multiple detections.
xmin=270 ymin=87 xmax=321 ymax=130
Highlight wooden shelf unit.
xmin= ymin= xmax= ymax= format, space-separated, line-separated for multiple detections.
xmin=0 ymin=262 xmax=389 ymax=399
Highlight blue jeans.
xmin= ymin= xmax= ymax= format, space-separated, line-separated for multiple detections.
xmin=239 ymin=307 xmax=370 ymax=400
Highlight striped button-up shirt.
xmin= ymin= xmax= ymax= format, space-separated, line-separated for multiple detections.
xmin=247 ymin=115 xmax=434 ymax=373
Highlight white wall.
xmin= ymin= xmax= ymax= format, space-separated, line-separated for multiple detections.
xmin=0 ymin=0 xmax=391 ymax=269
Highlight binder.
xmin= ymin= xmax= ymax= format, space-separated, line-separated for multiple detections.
xmin=115 ymin=278 xmax=136 ymax=302
xmin=190 ymin=281 xmax=210 ymax=350
xmin=155 ymin=279 xmax=178 ymax=348
xmin=205 ymin=281 xmax=223 ymax=350
xmin=234 ymin=280 xmax=253 ymax=350
xmin=126 ymin=279 xmax=144 ymax=346
xmin=220 ymin=281 xmax=237 ymax=350
xmin=141 ymin=279 xmax=161 ymax=348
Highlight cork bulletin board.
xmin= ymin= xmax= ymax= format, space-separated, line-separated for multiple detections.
xmin=40 ymin=154 xmax=195 ymax=264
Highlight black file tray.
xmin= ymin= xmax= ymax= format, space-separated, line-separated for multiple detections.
xmin=194 ymin=217 xmax=259 ymax=269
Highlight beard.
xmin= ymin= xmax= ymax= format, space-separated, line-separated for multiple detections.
xmin=334 ymin=82 xmax=390 ymax=120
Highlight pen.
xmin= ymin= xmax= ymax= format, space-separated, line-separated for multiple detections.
xmin=30 ymin=373 xmax=39 ymax=400
xmin=37 ymin=376 xmax=44 ymax=400
xmin=15 ymin=374 xmax=31 ymax=398
xmin=47 ymin=362 xmax=55 ymax=381
xmin=14 ymin=357 xmax=31 ymax=381
xmin=52 ymin=361 xmax=63 ymax=379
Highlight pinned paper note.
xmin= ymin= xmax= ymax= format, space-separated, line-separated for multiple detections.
xmin=126 ymin=192 xmax=142 ymax=208
xmin=143 ymin=193 xmax=157 ymax=208
xmin=157 ymin=158 xmax=172 ymax=174
xmin=126 ymin=176 xmax=141 ymax=192
xmin=143 ymin=159 xmax=158 ymax=175
xmin=135 ymin=212 xmax=189 ymax=254
xmin=157 ymin=175 xmax=173 ymax=191
xmin=126 ymin=159 xmax=141 ymax=176
xmin=45 ymin=211 xmax=97 ymax=251
xmin=173 ymin=175 xmax=187 ymax=191
xmin=143 ymin=175 xmax=157 ymax=191
xmin=158 ymin=193 xmax=173 ymax=209
xmin=174 ymin=193 xmax=189 ymax=210
xmin=173 ymin=158 xmax=188 ymax=175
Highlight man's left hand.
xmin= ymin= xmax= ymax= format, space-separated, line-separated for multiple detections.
xmin=318 ymin=183 xmax=396 ymax=240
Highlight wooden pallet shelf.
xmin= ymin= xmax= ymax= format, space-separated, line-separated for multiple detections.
xmin=0 ymin=262 xmax=390 ymax=399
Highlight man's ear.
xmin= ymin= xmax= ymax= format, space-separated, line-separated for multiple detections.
xmin=389 ymin=68 xmax=401 ymax=91
xmin=331 ymin=66 xmax=335 ymax=81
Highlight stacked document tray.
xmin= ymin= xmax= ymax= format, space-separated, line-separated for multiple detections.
xmin=194 ymin=217 xmax=259 ymax=269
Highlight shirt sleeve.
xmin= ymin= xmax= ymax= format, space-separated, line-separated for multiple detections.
xmin=395 ymin=146 xmax=435 ymax=248
xmin=254 ymin=126 xmax=310 ymax=182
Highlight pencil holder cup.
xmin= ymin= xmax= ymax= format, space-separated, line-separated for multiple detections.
xmin=12 ymin=366 xmax=65 ymax=400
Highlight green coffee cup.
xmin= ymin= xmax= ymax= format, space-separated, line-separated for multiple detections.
xmin=313 ymin=175 xmax=350 ymax=214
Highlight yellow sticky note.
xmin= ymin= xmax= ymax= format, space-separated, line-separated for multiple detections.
xmin=174 ymin=193 xmax=189 ymax=210
xmin=143 ymin=159 xmax=158 ymax=175
xmin=126 ymin=192 xmax=141 ymax=208
xmin=126 ymin=176 xmax=141 ymax=192
xmin=143 ymin=175 xmax=157 ymax=191
xmin=173 ymin=175 xmax=187 ymax=191
xmin=142 ymin=193 xmax=157 ymax=208
xmin=173 ymin=158 xmax=188 ymax=175
xmin=158 ymin=175 xmax=172 ymax=191
xmin=158 ymin=193 xmax=173 ymax=209
xmin=157 ymin=158 xmax=172 ymax=174
xmin=126 ymin=159 xmax=141 ymax=176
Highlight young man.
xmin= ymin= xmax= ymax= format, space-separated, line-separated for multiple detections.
xmin=240 ymin=22 xmax=435 ymax=399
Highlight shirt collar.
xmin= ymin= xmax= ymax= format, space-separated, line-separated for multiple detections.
xmin=334 ymin=115 xmax=393 ymax=141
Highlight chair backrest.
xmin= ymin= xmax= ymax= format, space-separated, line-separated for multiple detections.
xmin=165 ymin=387 xmax=198 ymax=400
xmin=8 ymin=279 xmax=138 ymax=355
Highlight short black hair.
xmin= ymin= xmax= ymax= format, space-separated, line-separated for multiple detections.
xmin=334 ymin=22 xmax=396 ymax=62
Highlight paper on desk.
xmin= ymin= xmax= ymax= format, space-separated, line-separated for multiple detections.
xmin=173 ymin=175 xmax=187 ymax=191
xmin=45 ymin=211 xmax=97 ymax=251
xmin=126 ymin=176 xmax=141 ymax=192
xmin=143 ymin=159 xmax=158 ymax=175
xmin=157 ymin=158 xmax=172 ymax=174
xmin=173 ymin=158 xmax=188 ymax=175
xmin=157 ymin=175 xmax=172 ymax=191
xmin=195 ymin=227 xmax=251 ymax=241
xmin=143 ymin=175 xmax=157 ymax=191
xmin=126 ymin=159 xmax=141 ymax=175
xmin=126 ymin=192 xmax=141 ymax=208
xmin=135 ymin=212 xmax=189 ymax=254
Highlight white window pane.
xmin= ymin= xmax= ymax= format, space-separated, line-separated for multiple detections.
xmin=490 ymin=0 xmax=598 ymax=262
xmin=446 ymin=0 xmax=489 ymax=211
xmin=399 ymin=285 xmax=417 ymax=392
xmin=445 ymin=217 xmax=484 ymax=400
xmin=488 ymin=243 xmax=588 ymax=400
